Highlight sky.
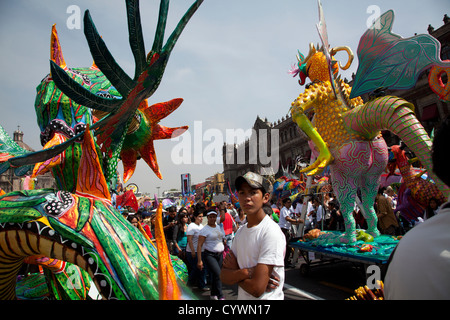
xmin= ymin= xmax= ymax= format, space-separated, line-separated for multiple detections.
xmin=0 ymin=0 xmax=448 ymax=195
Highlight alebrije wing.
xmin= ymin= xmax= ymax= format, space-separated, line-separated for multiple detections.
xmin=350 ymin=10 xmax=450 ymax=99
xmin=0 ymin=124 xmax=33 ymax=176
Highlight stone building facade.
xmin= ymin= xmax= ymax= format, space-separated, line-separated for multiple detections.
xmin=193 ymin=172 xmax=226 ymax=200
xmin=222 ymin=115 xmax=309 ymax=190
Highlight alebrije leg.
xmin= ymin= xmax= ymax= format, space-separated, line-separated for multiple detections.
xmin=329 ymin=166 xmax=358 ymax=244
xmin=358 ymin=195 xmax=380 ymax=238
xmin=359 ymin=139 xmax=388 ymax=238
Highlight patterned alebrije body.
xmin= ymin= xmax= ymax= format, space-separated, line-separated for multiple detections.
xmin=0 ymin=189 xmax=190 ymax=300
xmin=342 ymin=96 xmax=449 ymax=198
xmin=293 ymin=80 xmax=365 ymax=149
xmin=390 ymin=145 xmax=446 ymax=207
xmin=329 ymin=139 xmax=388 ymax=241
xmin=292 ymin=78 xmax=387 ymax=243
xmin=24 ymin=255 xmax=92 ymax=298
xmin=16 ymin=273 xmax=50 ymax=300
xmin=41 ymin=260 xmax=92 ymax=300
xmin=15 ymin=263 xmax=91 ymax=300
xmin=34 ymin=65 xmax=118 ymax=192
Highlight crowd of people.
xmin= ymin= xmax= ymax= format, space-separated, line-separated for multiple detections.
xmin=119 ymin=198 xmax=240 ymax=300
xmin=277 ymin=183 xmax=443 ymax=239
xmin=118 ymin=175 xmax=446 ymax=300
xmin=118 ymin=171 xmax=288 ymax=299
xmin=116 ymin=116 xmax=449 ymax=300
xmin=118 ymin=174 xmax=447 ymax=300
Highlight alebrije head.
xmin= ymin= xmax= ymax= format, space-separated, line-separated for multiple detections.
xmin=291 ymin=43 xmax=354 ymax=85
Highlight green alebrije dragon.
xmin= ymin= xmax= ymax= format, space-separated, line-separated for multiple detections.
xmin=0 ymin=0 xmax=203 ymax=300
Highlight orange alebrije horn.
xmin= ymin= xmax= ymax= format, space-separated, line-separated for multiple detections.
xmin=75 ymin=125 xmax=111 ymax=201
xmin=51 ymin=24 xmax=66 ymax=69
xmin=155 ymin=202 xmax=181 ymax=300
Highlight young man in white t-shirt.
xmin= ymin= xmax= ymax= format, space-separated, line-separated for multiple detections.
xmin=220 ymin=171 xmax=286 ymax=299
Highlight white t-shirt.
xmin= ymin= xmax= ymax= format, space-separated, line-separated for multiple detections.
xmin=293 ymin=203 xmax=302 ymax=215
xmin=234 ymin=214 xmax=247 ymax=227
xmin=186 ymin=222 xmax=203 ymax=253
xmin=278 ymin=206 xmax=294 ymax=229
xmin=315 ymin=205 xmax=324 ymax=222
xmin=385 ymin=205 xmax=450 ymax=299
xmin=231 ymin=215 xmax=286 ymax=300
xmin=198 ymin=224 xmax=225 ymax=253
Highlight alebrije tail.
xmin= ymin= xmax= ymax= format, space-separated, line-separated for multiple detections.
xmin=342 ymin=95 xmax=449 ymax=198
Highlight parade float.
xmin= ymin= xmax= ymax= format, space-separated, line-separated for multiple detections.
xmin=273 ymin=175 xmax=306 ymax=200
xmin=388 ymin=144 xmax=446 ymax=223
xmin=0 ymin=0 xmax=204 ymax=300
xmin=288 ymin=0 xmax=449 ymax=275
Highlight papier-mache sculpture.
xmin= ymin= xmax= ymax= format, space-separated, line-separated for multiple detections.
xmin=0 ymin=0 xmax=204 ymax=300
xmin=290 ymin=0 xmax=450 ymax=244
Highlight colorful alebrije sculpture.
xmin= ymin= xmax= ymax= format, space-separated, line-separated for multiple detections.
xmin=390 ymin=145 xmax=446 ymax=206
xmin=388 ymin=144 xmax=445 ymax=223
xmin=20 ymin=256 xmax=92 ymax=300
xmin=290 ymin=1 xmax=450 ymax=244
xmin=0 ymin=0 xmax=204 ymax=299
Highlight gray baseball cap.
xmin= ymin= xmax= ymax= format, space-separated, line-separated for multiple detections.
xmin=235 ymin=171 xmax=273 ymax=194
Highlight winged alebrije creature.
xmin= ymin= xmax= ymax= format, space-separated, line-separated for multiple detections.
xmin=0 ymin=0 xmax=204 ymax=300
xmin=289 ymin=0 xmax=449 ymax=244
